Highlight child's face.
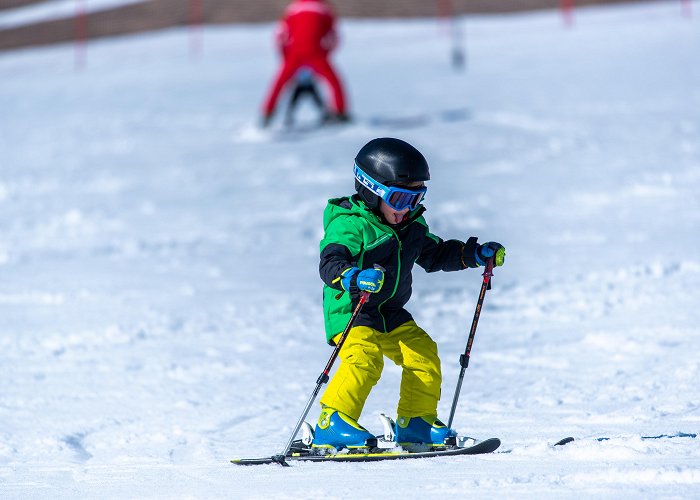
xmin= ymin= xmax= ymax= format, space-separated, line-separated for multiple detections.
xmin=379 ymin=201 xmax=410 ymax=225
xmin=378 ymin=181 xmax=425 ymax=225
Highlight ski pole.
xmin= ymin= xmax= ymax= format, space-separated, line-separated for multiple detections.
xmin=447 ymin=257 xmax=495 ymax=429
xmin=272 ymin=267 xmax=383 ymax=466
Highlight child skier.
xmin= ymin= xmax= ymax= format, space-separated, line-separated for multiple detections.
xmin=314 ymin=137 xmax=506 ymax=450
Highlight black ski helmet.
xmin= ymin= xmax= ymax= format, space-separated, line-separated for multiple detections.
xmin=354 ymin=137 xmax=430 ymax=209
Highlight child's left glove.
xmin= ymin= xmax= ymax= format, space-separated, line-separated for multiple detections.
xmin=475 ymin=242 xmax=506 ymax=267
xmin=339 ymin=267 xmax=385 ymax=294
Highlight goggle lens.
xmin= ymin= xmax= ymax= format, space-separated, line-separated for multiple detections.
xmin=387 ymin=189 xmax=425 ymax=211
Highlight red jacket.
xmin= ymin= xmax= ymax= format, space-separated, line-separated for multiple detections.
xmin=276 ymin=0 xmax=338 ymax=58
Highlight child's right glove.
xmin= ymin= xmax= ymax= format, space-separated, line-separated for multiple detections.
xmin=340 ymin=267 xmax=385 ymax=293
xmin=475 ymin=242 xmax=506 ymax=267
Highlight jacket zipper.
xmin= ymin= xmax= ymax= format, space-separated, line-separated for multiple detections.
xmin=377 ymin=226 xmax=401 ymax=333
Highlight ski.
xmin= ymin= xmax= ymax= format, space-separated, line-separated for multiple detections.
xmin=498 ymin=432 xmax=698 ymax=455
xmin=521 ymin=432 xmax=697 ymax=451
xmin=598 ymin=432 xmax=696 ymax=442
xmin=231 ymin=437 xmax=500 ymax=466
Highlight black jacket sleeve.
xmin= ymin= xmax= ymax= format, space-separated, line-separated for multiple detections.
xmin=320 ymin=243 xmax=355 ymax=290
xmin=416 ymin=234 xmax=480 ymax=272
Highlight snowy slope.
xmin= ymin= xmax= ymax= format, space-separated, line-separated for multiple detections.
xmin=1 ymin=1 xmax=699 ymax=498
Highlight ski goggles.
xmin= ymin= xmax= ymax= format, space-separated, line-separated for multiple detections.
xmin=354 ymin=164 xmax=427 ymax=211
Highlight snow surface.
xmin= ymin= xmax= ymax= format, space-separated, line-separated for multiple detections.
xmin=1 ymin=1 xmax=699 ymax=498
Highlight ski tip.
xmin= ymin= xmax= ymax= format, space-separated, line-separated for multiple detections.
xmin=553 ymin=436 xmax=575 ymax=447
xmin=476 ymin=437 xmax=501 ymax=454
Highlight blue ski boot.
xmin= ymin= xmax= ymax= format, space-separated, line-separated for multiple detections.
xmin=312 ymin=407 xmax=374 ymax=450
xmin=394 ymin=415 xmax=457 ymax=448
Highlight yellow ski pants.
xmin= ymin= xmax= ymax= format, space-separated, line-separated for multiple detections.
xmin=320 ymin=320 xmax=442 ymax=421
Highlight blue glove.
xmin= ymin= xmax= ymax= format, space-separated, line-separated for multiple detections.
xmin=475 ymin=242 xmax=506 ymax=267
xmin=340 ymin=267 xmax=385 ymax=293
xmin=356 ymin=268 xmax=385 ymax=293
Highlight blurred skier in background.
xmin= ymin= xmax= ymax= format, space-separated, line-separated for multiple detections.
xmin=261 ymin=0 xmax=349 ymax=128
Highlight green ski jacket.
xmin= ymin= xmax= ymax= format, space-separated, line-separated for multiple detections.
xmin=319 ymin=196 xmax=479 ymax=343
